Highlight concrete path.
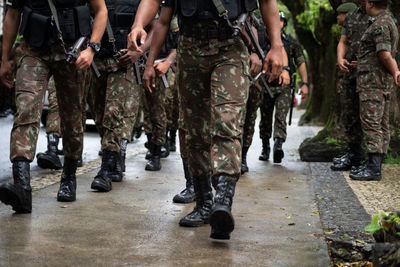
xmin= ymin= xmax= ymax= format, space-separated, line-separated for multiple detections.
xmin=0 ymin=116 xmax=332 ymax=266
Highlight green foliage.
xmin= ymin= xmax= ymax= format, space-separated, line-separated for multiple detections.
xmin=365 ymin=212 xmax=400 ymax=236
xmin=296 ymin=0 xmax=333 ymax=41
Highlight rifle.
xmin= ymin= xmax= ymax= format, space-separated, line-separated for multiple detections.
xmin=66 ymin=36 xmax=101 ymax=78
xmin=288 ymin=74 xmax=296 ymax=126
xmin=243 ymin=13 xmax=273 ymax=99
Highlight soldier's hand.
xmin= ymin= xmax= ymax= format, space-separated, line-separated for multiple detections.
xmin=0 ymin=60 xmax=14 ymax=89
xmin=264 ymin=46 xmax=283 ymax=83
xmin=279 ymin=69 xmax=290 ymax=87
xmin=349 ymin=61 xmax=358 ymax=69
xmin=394 ymin=70 xmax=400 ymax=87
xmin=128 ymin=26 xmax=147 ymax=53
xmin=154 ymin=61 xmax=171 ymax=77
xmin=75 ymin=48 xmax=94 ymax=70
xmin=118 ymin=49 xmax=141 ymax=67
xmin=143 ymin=65 xmax=156 ymax=93
xmin=300 ymin=84 xmax=309 ymax=99
xmin=338 ymin=58 xmax=350 ymax=73
xmin=249 ymin=53 xmax=262 ymax=78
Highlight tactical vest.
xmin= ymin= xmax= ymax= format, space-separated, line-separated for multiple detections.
xmin=100 ymin=0 xmax=140 ymax=57
xmin=179 ymin=0 xmax=257 ymax=20
xmin=19 ymin=0 xmax=91 ymax=48
xmin=282 ymin=34 xmax=295 ymax=76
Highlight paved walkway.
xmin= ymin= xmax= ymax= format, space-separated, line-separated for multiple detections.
xmin=0 ymin=114 xmax=332 ymax=266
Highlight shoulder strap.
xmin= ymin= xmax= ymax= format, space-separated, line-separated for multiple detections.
xmin=211 ymin=0 xmax=228 ymax=18
xmin=47 ymin=0 xmax=67 ymax=53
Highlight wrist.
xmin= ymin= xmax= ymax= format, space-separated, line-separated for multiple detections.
xmin=301 ymin=81 xmax=310 ymax=87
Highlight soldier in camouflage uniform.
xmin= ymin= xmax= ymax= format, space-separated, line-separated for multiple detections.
xmin=331 ymin=0 xmax=370 ymax=171
xmin=130 ymin=0 xmax=283 ymax=240
xmin=257 ymin=11 xmax=308 ymax=164
xmin=88 ymin=0 xmax=150 ymax=191
xmin=349 ymin=0 xmax=400 ymax=181
xmin=0 ymin=0 xmax=107 ymax=212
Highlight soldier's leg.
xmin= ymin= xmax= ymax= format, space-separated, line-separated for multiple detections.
xmin=350 ymin=89 xmax=384 ymax=181
xmin=258 ymin=88 xmax=275 ymax=161
xmin=272 ymin=86 xmax=291 ymax=163
xmin=241 ymin=84 xmax=263 ymax=173
xmin=166 ymin=69 xmax=178 ymax=152
xmin=382 ymin=94 xmax=391 ymax=155
xmin=52 ymin=61 xmax=87 ymax=202
xmin=37 ymin=77 xmax=63 ymax=169
xmin=145 ymin=76 xmax=167 ymax=171
xmin=1 ymin=52 xmax=51 ymax=213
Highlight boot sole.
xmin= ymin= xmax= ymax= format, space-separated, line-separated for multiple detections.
xmin=273 ymin=150 xmax=284 ymax=163
xmin=179 ymin=218 xmax=208 ymax=227
xmin=349 ymin=174 xmax=382 ymax=181
xmin=209 ymin=206 xmax=234 ymax=240
xmin=258 ymin=156 xmax=269 ymax=161
xmin=173 ymin=195 xmax=196 ymax=203
xmin=57 ymin=195 xmax=76 ymax=202
xmin=90 ymin=181 xmax=112 ymax=192
xmin=330 ymin=164 xmax=352 ymax=171
xmin=0 ymin=185 xmax=31 ymax=213
xmin=37 ymin=155 xmax=62 ymax=170
xmin=145 ymin=165 xmax=161 ymax=171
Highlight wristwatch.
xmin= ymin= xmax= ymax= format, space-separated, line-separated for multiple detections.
xmin=88 ymin=42 xmax=101 ymax=53
xmin=282 ymin=66 xmax=290 ymax=72
xmin=301 ymin=82 xmax=310 ymax=87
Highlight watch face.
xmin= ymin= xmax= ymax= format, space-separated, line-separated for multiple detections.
xmin=89 ymin=42 xmax=100 ymax=52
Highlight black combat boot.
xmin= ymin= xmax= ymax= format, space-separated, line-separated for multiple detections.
xmin=179 ymin=175 xmax=213 ymax=227
xmin=91 ymin=150 xmax=116 ymax=192
xmin=120 ymin=139 xmax=128 ymax=173
xmin=77 ymin=156 xmax=83 ymax=167
xmin=333 ymin=153 xmax=350 ymax=165
xmin=145 ymin=144 xmax=161 ymax=171
xmin=0 ymin=159 xmax=32 ymax=213
xmin=110 ymin=152 xmax=123 ymax=182
xmin=161 ymin=134 xmax=170 ymax=158
xmin=331 ymin=143 xmax=362 ymax=171
xmin=36 ymin=133 xmax=62 ymax=170
xmin=349 ymin=153 xmax=382 ymax=181
xmin=209 ymin=175 xmax=237 ymax=240
xmin=273 ymin=137 xmax=284 ymax=163
xmin=145 ymin=133 xmax=152 ymax=159
xmin=173 ymin=158 xmax=196 ymax=203
xmin=241 ymin=146 xmax=250 ymax=174
xmin=57 ymin=158 xmax=78 ymax=202
xmin=259 ymin=139 xmax=270 ymax=161
xmin=134 ymin=122 xmax=143 ymax=139
xmin=168 ymin=128 xmax=177 ymax=152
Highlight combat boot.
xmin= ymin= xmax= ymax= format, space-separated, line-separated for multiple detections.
xmin=57 ymin=158 xmax=78 ymax=202
xmin=173 ymin=158 xmax=196 ymax=203
xmin=91 ymin=150 xmax=116 ymax=192
xmin=134 ymin=122 xmax=143 ymax=139
xmin=349 ymin=153 xmax=382 ymax=181
xmin=241 ymin=146 xmax=250 ymax=174
xmin=0 ymin=159 xmax=32 ymax=213
xmin=110 ymin=152 xmax=123 ymax=182
xmin=161 ymin=138 xmax=170 ymax=158
xmin=145 ymin=144 xmax=161 ymax=171
xmin=273 ymin=138 xmax=284 ymax=163
xmin=179 ymin=175 xmax=213 ymax=227
xmin=36 ymin=133 xmax=62 ymax=170
xmin=209 ymin=175 xmax=237 ymax=240
xmin=77 ymin=156 xmax=83 ymax=167
xmin=145 ymin=133 xmax=152 ymax=159
xmin=332 ymin=153 xmax=350 ymax=165
xmin=259 ymin=139 xmax=270 ymax=161
xmin=168 ymin=128 xmax=177 ymax=152
xmin=120 ymin=139 xmax=128 ymax=172
xmin=331 ymin=143 xmax=362 ymax=171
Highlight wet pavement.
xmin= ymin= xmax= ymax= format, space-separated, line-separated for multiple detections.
xmin=0 ymin=111 xmax=334 ymax=266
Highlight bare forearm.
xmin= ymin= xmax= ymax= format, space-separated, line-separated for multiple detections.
xmin=166 ymin=49 xmax=177 ymax=64
xmin=259 ymin=0 xmax=282 ymax=49
xmin=89 ymin=0 xmax=107 ymax=43
xmin=379 ymin=51 xmax=399 ymax=76
xmin=337 ymin=36 xmax=347 ymax=61
xmin=298 ymin=62 xmax=308 ymax=82
xmin=2 ymin=9 xmax=20 ymax=62
xmin=132 ymin=0 xmax=162 ymax=29
xmin=282 ymin=47 xmax=288 ymax=66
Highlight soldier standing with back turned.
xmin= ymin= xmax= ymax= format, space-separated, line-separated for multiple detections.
xmin=129 ymin=0 xmax=283 ymax=240
xmin=0 ymin=0 xmax=107 ymax=213
xmin=349 ymin=0 xmax=400 ymax=181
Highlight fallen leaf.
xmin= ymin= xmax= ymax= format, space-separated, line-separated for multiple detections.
xmin=285 ymin=196 xmax=289 ymax=199
xmin=324 ymin=230 xmax=336 ymax=234
xmin=307 ymin=223 xmax=311 ymax=227
xmin=164 ymin=212 xmax=168 ymax=215
xmin=312 ymin=211 xmax=318 ymax=214
xmin=288 ymin=223 xmax=296 ymax=226
xmin=61 ymin=205 xmax=69 ymax=208
xmin=280 ymin=208 xmax=285 ymax=210
xmin=140 ymin=209 xmax=149 ymax=213
xmin=254 ymin=201 xmax=259 ymax=205
xmin=286 ymin=216 xmax=291 ymax=219
xmin=290 ymin=177 xmax=297 ymax=180
xmin=267 ymin=188 xmax=271 ymax=190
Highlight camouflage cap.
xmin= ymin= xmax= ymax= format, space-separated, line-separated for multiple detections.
xmin=336 ymin=2 xmax=358 ymax=13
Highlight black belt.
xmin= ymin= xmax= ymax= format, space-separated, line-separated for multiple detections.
xmin=180 ymin=24 xmax=234 ymax=40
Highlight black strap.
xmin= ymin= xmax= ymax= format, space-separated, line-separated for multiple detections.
xmin=47 ymin=0 xmax=67 ymax=53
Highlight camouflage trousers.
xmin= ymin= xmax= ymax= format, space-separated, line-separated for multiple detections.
xmin=259 ymin=85 xmax=291 ymax=141
xmin=339 ymin=77 xmax=362 ymax=145
xmin=121 ymin=76 xmax=141 ymax=142
xmin=177 ymin=36 xmax=250 ymax=178
xmin=10 ymin=41 xmax=87 ymax=162
xmin=88 ymin=58 xmax=139 ymax=152
xmin=45 ymin=76 xmax=61 ymax=136
xmin=142 ymin=75 xmax=168 ymax=146
xmin=242 ymin=84 xmax=263 ymax=148
xmin=359 ymin=89 xmax=390 ymax=154
xmin=165 ymin=69 xmax=179 ymax=130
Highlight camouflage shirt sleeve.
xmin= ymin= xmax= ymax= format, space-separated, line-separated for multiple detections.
xmin=373 ymin=24 xmax=392 ymax=53
xmin=341 ymin=14 xmax=350 ymax=36
xmin=6 ymin=0 xmax=24 ymax=11
xmin=290 ymin=38 xmax=305 ymax=66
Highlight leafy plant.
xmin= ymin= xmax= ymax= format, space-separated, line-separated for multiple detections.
xmin=365 ymin=212 xmax=400 ymax=236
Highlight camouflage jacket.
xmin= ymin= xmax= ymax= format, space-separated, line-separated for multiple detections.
xmin=357 ymin=10 xmax=399 ymax=93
